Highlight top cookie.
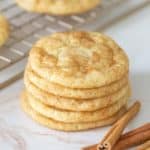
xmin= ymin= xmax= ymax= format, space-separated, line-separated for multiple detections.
xmin=16 ymin=0 xmax=100 ymax=15
xmin=29 ymin=31 xmax=129 ymax=89
xmin=0 ymin=15 xmax=9 ymax=47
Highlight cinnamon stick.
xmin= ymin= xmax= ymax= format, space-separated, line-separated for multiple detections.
xmin=97 ymin=101 xmax=141 ymax=150
xmin=136 ymin=140 xmax=150 ymax=150
xmin=119 ymin=123 xmax=150 ymax=139
xmin=82 ymin=123 xmax=150 ymax=150
xmin=82 ymin=101 xmax=141 ymax=150
xmin=113 ymin=129 xmax=150 ymax=150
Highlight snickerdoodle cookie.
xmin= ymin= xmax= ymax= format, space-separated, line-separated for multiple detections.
xmin=29 ymin=32 xmax=129 ymax=89
xmin=16 ymin=0 xmax=100 ymax=15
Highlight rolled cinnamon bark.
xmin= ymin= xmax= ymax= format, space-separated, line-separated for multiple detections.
xmin=113 ymin=130 xmax=150 ymax=150
xmin=97 ymin=101 xmax=141 ymax=150
xmin=81 ymin=123 xmax=150 ymax=150
xmin=136 ymin=140 xmax=150 ymax=150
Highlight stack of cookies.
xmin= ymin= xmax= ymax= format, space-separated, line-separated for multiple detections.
xmin=22 ymin=31 xmax=130 ymax=131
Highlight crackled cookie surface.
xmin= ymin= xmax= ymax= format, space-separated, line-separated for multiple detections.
xmin=29 ymin=31 xmax=129 ymax=88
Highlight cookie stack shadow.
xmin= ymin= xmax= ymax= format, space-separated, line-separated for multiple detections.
xmin=22 ymin=31 xmax=130 ymax=131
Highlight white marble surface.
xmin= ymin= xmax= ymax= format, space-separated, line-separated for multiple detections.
xmin=0 ymin=4 xmax=150 ymax=150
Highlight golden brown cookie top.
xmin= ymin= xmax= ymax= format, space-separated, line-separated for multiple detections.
xmin=29 ymin=31 xmax=129 ymax=88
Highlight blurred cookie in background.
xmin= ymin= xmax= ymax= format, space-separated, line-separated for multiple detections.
xmin=16 ymin=0 xmax=101 ymax=15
